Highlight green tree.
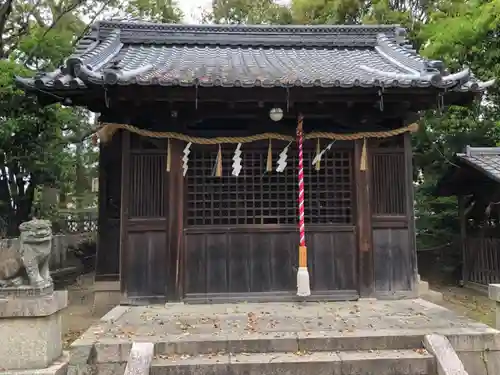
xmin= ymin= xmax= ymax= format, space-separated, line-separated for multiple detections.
xmin=125 ymin=0 xmax=183 ymax=23
xmin=204 ymin=0 xmax=293 ymax=24
xmin=413 ymin=0 xmax=500 ymax=248
xmin=0 ymin=0 xmax=185 ymax=235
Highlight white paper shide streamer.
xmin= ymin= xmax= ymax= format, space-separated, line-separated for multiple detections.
xmin=276 ymin=142 xmax=292 ymax=173
xmin=312 ymin=141 xmax=335 ymax=166
xmin=232 ymin=143 xmax=243 ymax=176
xmin=182 ymin=142 xmax=192 ymax=177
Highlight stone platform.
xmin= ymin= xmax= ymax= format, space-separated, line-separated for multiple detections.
xmin=70 ymin=299 xmax=500 ymax=375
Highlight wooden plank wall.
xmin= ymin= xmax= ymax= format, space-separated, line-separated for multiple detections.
xmin=184 ymin=226 xmax=357 ymax=299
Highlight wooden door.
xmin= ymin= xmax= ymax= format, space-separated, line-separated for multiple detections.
xmin=120 ymin=134 xmax=184 ymax=303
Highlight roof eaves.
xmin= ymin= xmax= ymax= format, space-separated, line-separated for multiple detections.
xmin=67 ymin=29 xmax=123 ymax=84
xmin=375 ymin=32 xmax=425 ymax=74
xmin=464 ymin=145 xmax=500 ymax=157
xmin=454 ymin=78 xmax=496 ymax=92
xmin=457 ymin=150 xmax=500 ymax=185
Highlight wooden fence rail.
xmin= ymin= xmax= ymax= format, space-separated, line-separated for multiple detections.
xmin=464 ymin=237 xmax=500 ymax=286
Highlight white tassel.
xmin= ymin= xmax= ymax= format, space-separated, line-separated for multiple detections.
xmin=297 ymin=267 xmax=311 ymax=297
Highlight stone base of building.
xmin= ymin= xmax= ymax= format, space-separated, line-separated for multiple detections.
xmin=0 ymin=290 xmax=67 ymax=372
xmin=417 ymin=274 xmax=443 ymax=302
xmin=93 ymin=280 xmax=120 ymax=314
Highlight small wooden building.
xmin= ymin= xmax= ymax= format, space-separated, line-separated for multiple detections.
xmin=437 ymin=146 xmax=500 ymax=289
xmin=17 ymin=21 xmax=493 ymax=303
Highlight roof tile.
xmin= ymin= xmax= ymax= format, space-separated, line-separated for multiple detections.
xmin=15 ymin=21 xmax=495 ymax=93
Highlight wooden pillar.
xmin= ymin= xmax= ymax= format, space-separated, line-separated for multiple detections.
xmin=166 ymin=139 xmax=184 ymax=301
xmin=354 ymin=139 xmax=374 ymax=297
xmin=119 ymin=130 xmax=131 ymax=300
xmin=458 ymin=195 xmax=467 ymax=285
xmin=95 ymin=142 xmax=107 ymax=281
xmin=404 ymin=133 xmax=418 ymax=293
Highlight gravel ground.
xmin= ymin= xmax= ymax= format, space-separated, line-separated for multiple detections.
xmin=428 ymin=282 xmax=495 ymax=328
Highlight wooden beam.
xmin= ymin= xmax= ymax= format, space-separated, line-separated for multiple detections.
xmin=106 ymin=86 xmax=442 ymax=103
xmin=354 ymin=139 xmax=374 ymax=297
xmin=100 ymin=102 xmax=419 ymax=134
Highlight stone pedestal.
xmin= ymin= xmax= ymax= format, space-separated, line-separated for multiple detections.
xmin=0 ymin=290 xmax=69 ymax=374
xmin=93 ymin=280 xmax=120 ymax=314
xmin=489 ymin=284 xmax=500 ymax=329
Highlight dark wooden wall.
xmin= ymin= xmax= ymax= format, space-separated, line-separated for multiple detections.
xmin=102 ymin=123 xmax=416 ymax=302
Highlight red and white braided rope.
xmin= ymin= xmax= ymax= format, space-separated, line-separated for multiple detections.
xmin=297 ymin=116 xmax=306 ymax=247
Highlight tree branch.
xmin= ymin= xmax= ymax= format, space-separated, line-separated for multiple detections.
xmin=24 ymin=0 xmax=87 ymax=66
xmin=72 ymin=0 xmax=115 ymax=47
xmin=60 ymin=125 xmax=100 ymax=145
xmin=0 ymin=0 xmax=15 ymax=58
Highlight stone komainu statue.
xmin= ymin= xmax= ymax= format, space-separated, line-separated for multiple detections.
xmin=0 ymin=219 xmax=53 ymax=288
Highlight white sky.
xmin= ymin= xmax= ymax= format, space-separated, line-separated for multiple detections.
xmin=179 ymin=0 xmax=213 ymax=23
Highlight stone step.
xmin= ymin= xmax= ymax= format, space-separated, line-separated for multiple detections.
xmin=149 ymin=349 xmax=436 ymax=375
xmin=153 ymin=331 xmax=425 ymax=355
xmin=94 ymin=331 xmax=428 ymax=363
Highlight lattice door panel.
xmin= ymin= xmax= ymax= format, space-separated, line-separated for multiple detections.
xmin=185 ymin=141 xmax=353 ymax=226
xmin=129 ymin=153 xmax=166 ymax=218
xmin=371 ymin=152 xmax=406 ymax=215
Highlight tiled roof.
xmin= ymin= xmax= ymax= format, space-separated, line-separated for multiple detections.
xmin=458 ymin=146 xmax=500 ymax=184
xmin=15 ymin=21 xmax=495 ymax=92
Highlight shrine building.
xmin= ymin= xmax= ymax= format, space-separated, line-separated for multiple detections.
xmin=16 ymin=21 xmax=494 ymax=304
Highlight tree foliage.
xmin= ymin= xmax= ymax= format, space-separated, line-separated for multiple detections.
xmin=0 ymin=0 xmax=183 ymax=235
xmin=204 ymin=0 xmax=293 ymax=24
